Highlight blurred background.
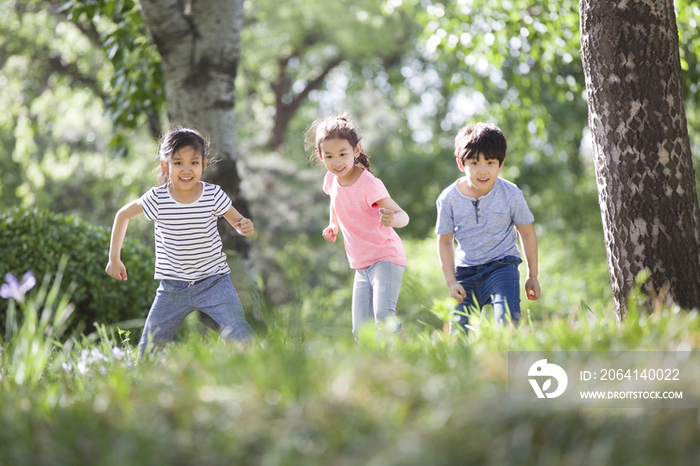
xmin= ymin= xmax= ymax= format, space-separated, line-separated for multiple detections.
xmin=2 ymin=0 xmax=700 ymax=335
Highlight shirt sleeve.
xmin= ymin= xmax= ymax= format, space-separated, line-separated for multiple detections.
xmin=511 ymin=188 xmax=535 ymax=225
xmin=323 ymin=171 xmax=334 ymax=195
xmin=435 ymin=189 xmax=456 ymax=235
xmin=211 ymin=184 xmax=233 ymax=217
xmin=140 ymin=187 xmax=159 ymax=221
xmin=363 ymin=171 xmax=391 ymax=207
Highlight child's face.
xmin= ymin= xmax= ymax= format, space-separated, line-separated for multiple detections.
xmin=318 ymin=138 xmax=361 ymax=183
xmin=162 ymin=145 xmax=206 ymax=194
xmin=457 ymin=152 xmax=503 ymax=196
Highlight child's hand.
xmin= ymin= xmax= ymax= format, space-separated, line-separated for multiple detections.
xmin=449 ymin=282 xmax=467 ymax=304
xmin=379 ymin=208 xmax=395 ymax=227
xmin=525 ymin=277 xmax=541 ymax=300
xmin=235 ymin=218 xmax=254 ymax=237
xmin=322 ymin=224 xmax=338 ymax=242
xmin=105 ymin=260 xmax=128 ymax=281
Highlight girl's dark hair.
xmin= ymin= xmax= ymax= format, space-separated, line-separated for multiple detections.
xmin=155 ymin=126 xmax=212 ymax=185
xmin=454 ymin=122 xmax=507 ymax=166
xmin=304 ymin=112 xmax=372 ymax=172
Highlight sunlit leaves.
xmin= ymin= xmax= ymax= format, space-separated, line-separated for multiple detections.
xmin=414 ymin=0 xmax=584 ymax=131
xmin=675 ymin=0 xmax=700 ymax=184
xmin=60 ymin=0 xmax=164 ymax=139
xmin=236 ymin=0 xmax=422 ymax=150
xmin=402 ymin=0 xmax=594 ymax=238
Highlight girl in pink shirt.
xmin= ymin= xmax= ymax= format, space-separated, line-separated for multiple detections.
xmin=305 ymin=113 xmax=409 ymax=340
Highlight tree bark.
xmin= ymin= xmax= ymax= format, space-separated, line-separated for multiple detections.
xmin=139 ymin=0 xmax=253 ymax=268
xmin=580 ymin=0 xmax=700 ymax=319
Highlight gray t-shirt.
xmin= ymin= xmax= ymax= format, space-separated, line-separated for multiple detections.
xmin=435 ymin=177 xmax=534 ymax=267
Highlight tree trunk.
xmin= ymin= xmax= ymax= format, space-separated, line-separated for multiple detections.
xmin=580 ymin=0 xmax=700 ymax=319
xmin=139 ymin=0 xmax=253 ymax=268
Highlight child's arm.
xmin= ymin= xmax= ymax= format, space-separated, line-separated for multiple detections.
xmin=437 ymin=233 xmax=467 ymax=303
xmin=223 ymin=206 xmax=254 ymax=237
xmin=323 ymin=201 xmax=339 ymax=242
xmin=376 ymin=197 xmax=409 ymax=228
xmin=515 ymin=223 xmax=540 ymax=300
xmin=105 ymin=199 xmax=145 ymax=281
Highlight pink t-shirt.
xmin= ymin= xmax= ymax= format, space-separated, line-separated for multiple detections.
xmin=323 ymin=169 xmax=407 ymax=269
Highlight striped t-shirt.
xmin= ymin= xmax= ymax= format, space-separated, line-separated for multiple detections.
xmin=141 ymin=182 xmax=232 ymax=281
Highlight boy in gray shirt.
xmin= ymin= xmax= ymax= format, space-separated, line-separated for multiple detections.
xmin=436 ymin=122 xmax=540 ymax=332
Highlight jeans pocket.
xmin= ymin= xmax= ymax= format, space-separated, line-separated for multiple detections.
xmin=455 ymin=266 xmax=476 ymax=282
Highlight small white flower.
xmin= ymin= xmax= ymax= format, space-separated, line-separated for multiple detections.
xmin=112 ymin=347 xmax=125 ymax=360
xmin=62 ymin=361 xmax=73 ymax=373
xmin=91 ymin=348 xmax=108 ymax=362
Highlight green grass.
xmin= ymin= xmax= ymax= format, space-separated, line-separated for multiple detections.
xmin=2 ymin=237 xmax=700 ymax=465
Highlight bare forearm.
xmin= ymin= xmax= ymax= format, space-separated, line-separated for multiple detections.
xmin=223 ymin=206 xmax=254 ymax=237
xmin=109 ymin=200 xmax=143 ymax=260
xmin=389 ymin=210 xmax=409 ymax=229
xmin=519 ymin=232 xmax=538 ymax=278
xmin=437 ymin=236 xmax=458 ymax=286
xmin=109 ymin=211 xmax=130 ymax=260
xmin=329 ymin=202 xmax=338 ymax=226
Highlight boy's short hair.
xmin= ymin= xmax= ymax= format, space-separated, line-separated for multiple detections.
xmin=454 ymin=123 xmax=507 ymax=166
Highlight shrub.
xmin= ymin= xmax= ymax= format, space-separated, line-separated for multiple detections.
xmin=0 ymin=207 xmax=156 ymax=335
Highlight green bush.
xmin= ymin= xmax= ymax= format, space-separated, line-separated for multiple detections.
xmin=0 ymin=207 xmax=156 ymax=334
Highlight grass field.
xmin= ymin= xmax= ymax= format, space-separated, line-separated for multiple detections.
xmin=2 ymin=237 xmax=700 ymax=465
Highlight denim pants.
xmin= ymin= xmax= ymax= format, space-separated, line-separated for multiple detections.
xmin=451 ymin=255 xmax=522 ymax=334
xmin=138 ymin=274 xmax=255 ymax=354
xmin=351 ymin=261 xmax=405 ymax=339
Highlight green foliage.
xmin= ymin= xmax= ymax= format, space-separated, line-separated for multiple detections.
xmin=237 ymin=0 xmax=422 ymax=150
xmin=676 ymin=1 xmax=700 ymax=188
xmin=1 ymin=256 xmax=76 ymax=388
xmin=0 ymin=207 xmax=156 ymax=333
xmin=60 ymin=0 xmax=165 ymax=142
xmin=1 ymin=277 xmax=700 ymax=463
xmin=0 ymin=2 xmax=160 ymax=229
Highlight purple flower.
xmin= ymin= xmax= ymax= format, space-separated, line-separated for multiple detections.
xmin=112 ymin=347 xmax=125 ymax=360
xmin=0 ymin=271 xmax=36 ymax=303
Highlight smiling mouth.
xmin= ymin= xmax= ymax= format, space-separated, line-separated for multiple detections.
xmin=180 ymin=176 xmax=194 ymax=182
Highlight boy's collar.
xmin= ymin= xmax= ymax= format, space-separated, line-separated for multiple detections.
xmin=456 ymin=176 xmax=501 ymax=200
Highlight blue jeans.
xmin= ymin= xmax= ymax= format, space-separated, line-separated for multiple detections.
xmin=451 ymin=255 xmax=522 ymax=334
xmin=138 ymin=274 xmax=256 ymax=354
xmin=351 ymin=261 xmax=405 ymax=339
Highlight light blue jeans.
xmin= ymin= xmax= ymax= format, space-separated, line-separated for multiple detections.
xmin=351 ymin=261 xmax=405 ymax=339
xmin=138 ymin=274 xmax=255 ymax=354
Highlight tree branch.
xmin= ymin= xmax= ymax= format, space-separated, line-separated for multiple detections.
xmin=267 ymin=55 xmax=344 ymax=150
xmin=46 ymin=54 xmax=107 ymax=101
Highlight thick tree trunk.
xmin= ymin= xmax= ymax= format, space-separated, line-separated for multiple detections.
xmin=139 ymin=0 xmax=253 ymax=268
xmin=580 ymin=0 xmax=700 ymax=319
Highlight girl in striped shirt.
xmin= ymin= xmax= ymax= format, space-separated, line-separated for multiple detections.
xmin=106 ymin=127 xmax=256 ymax=354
